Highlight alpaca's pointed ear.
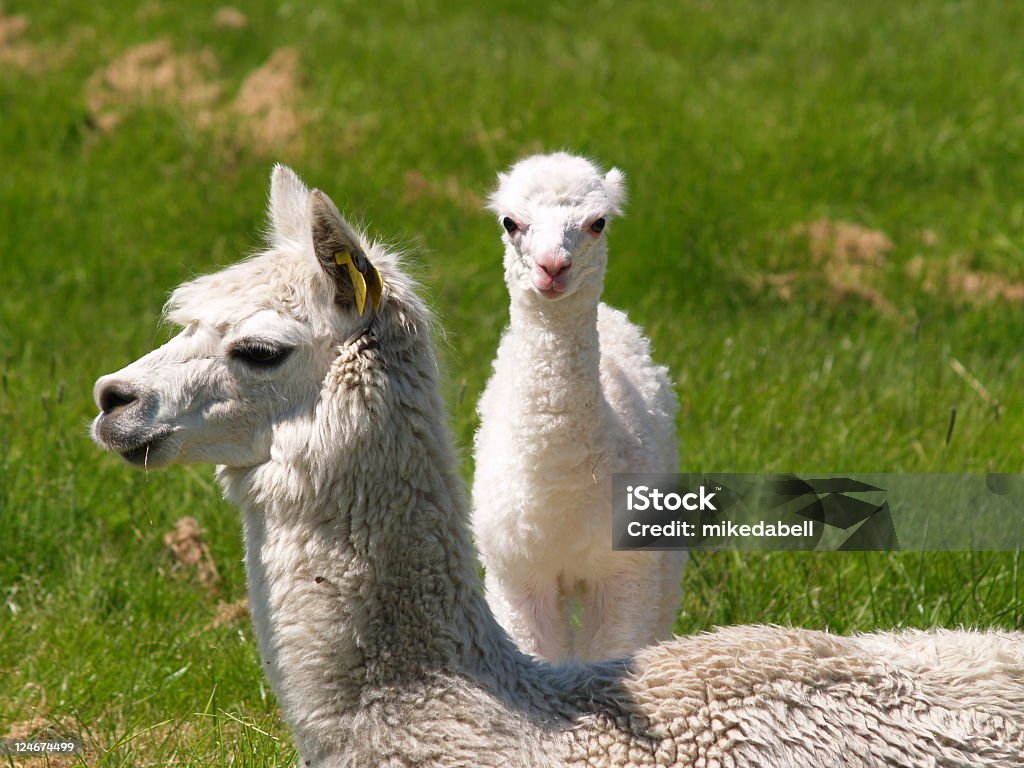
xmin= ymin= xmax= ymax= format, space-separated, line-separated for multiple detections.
xmin=269 ymin=164 xmax=311 ymax=243
xmin=309 ymin=190 xmax=383 ymax=316
xmin=485 ymin=171 xmax=510 ymax=214
xmin=603 ymin=167 xmax=627 ymax=216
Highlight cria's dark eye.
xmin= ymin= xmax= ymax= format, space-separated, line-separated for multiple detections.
xmin=230 ymin=342 xmax=293 ymax=369
xmin=502 ymin=217 xmax=518 ymax=234
xmin=590 ymin=218 xmax=606 ymax=234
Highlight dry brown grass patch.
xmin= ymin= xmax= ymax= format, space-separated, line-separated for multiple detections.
xmin=798 ymin=219 xmax=893 ymax=267
xmin=2 ymin=716 xmax=91 ymax=768
xmin=753 ymin=219 xmax=898 ymax=316
xmin=204 ymin=598 xmax=250 ymax=630
xmin=231 ymin=47 xmax=304 ymax=152
xmin=162 ymin=516 xmax=220 ymax=590
xmin=214 ymin=7 xmax=249 ymax=29
xmin=796 ymin=220 xmax=896 ymax=313
xmin=0 ymin=18 xmax=95 ymax=74
xmin=402 ymin=170 xmax=483 ymax=213
xmin=85 ymin=41 xmax=308 ymax=152
xmin=906 ymin=255 xmax=1024 ymax=306
xmin=0 ymin=12 xmax=40 ymax=70
xmin=85 ymin=39 xmax=221 ymax=133
xmin=0 ymin=11 xmax=28 ymax=44
xmin=747 ymin=271 xmax=799 ymax=303
xmin=758 ymin=220 xmax=1023 ymax=311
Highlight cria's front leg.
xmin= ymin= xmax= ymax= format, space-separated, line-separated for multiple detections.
xmin=576 ymin=563 xmax=669 ymax=660
xmin=485 ymin=570 xmax=572 ymax=660
xmin=656 ymin=550 xmax=687 ymax=639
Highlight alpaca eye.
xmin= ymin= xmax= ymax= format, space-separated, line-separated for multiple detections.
xmin=502 ymin=217 xmax=518 ymax=234
xmin=230 ymin=342 xmax=292 ymax=369
xmin=590 ymin=218 xmax=606 ymax=234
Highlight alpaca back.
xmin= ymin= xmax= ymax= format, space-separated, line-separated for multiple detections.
xmin=596 ymin=303 xmax=679 ymax=475
xmin=554 ymin=625 xmax=1024 ymax=767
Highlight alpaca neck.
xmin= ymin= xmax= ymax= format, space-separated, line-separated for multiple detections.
xmin=507 ymin=285 xmax=608 ymax=443
xmin=218 ymin=339 xmax=539 ymax=760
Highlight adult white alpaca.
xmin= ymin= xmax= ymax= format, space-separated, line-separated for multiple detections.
xmin=93 ymin=167 xmax=1024 ymax=767
xmin=473 ymin=152 xmax=686 ymax=661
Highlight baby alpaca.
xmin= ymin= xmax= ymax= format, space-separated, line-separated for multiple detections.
xmin=473 ymin=152 xmax=686 ymax=661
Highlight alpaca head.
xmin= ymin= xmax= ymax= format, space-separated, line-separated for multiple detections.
xmin=92 ymin=165 xmax=414 ymax=470
xmin=488 ymin=152 xmax=625 ymax=302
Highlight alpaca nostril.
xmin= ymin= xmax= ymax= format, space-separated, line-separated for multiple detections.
xmin=99 ymin=381 xmax=139 ymax=415
xmin=538 ymin=259 xmax=571 ymax=278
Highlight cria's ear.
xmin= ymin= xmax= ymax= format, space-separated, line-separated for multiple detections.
xmin=269 ymin=164 xmax=311 ymax=243
xmin=603 ymin=167 xmax=627 ymax=216
xmin=309 ymin=190 xmax=383 ymax=316
xmin=485 ymin=171 xmax=509 ymax=214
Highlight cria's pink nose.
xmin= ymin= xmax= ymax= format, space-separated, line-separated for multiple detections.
xmin=536 ymin=252 xmax=571 ymax=277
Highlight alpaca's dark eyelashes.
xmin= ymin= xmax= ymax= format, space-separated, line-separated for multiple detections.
xmin=502 ymin=217 xmax=518 ymax=234
xmin=229 ymin=342 xmax=293 ymax=368
xmin=590 ymin=218 xmax=606 ymax=234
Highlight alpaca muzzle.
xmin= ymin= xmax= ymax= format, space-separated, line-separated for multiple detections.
xmin=532 ymin=252 xmax=572 ymax=295
xmin=92 ymin=376 xmax=170 ymax=465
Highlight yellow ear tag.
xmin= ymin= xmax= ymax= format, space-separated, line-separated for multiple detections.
xmin=335 ymin=249 xmax=369 ymax=315
xmin=367 ymin=264 xmax=384 ymax=312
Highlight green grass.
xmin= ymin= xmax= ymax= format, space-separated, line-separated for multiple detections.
xmin=2 ymin=0 xmax=1023 ymax=763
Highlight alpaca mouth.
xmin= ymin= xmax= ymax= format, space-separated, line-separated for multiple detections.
xmin=94 ymin=420 xmax=175 ymax=468
xmin=119 ymin=435 xmax=169 ymax=466
xmin=532 ymin=267 xmax=571 ymax=298
xmin=537 ymin=286 xmax=567 ymax=299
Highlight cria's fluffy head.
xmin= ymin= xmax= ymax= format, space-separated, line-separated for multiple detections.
xmin=487 ymin=152 xmax=625 ymax=224
xmin=487 ymin=152 xmax=626 ymax=301
xmin=93 ymin=165 xmax=429 ymax=471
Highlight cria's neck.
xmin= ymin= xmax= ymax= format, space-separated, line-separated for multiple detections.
xmin=509 ymin=292 xmax=600 ymax=359
xmin=506 ymin=293 xmax=608 ymax=438
xmin=509 ymin=285 xmax=601 ymax=334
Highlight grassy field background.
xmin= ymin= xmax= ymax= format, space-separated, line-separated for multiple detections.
xmin=2 ymin=0 xmax=1023 ymax=764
